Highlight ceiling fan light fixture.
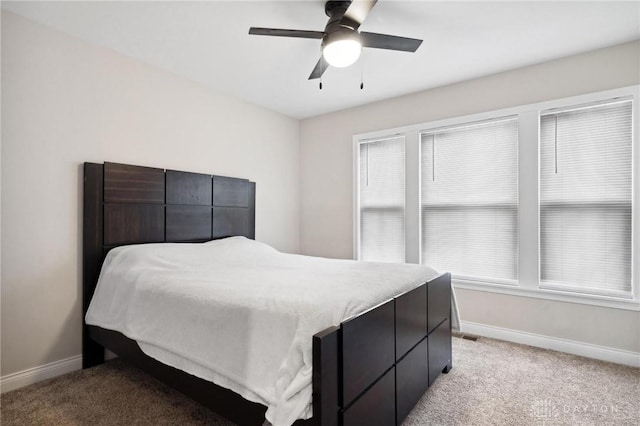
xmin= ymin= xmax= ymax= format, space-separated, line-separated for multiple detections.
xmin=322 ymin=31 xmax=362 ymax=68
xmin=249 ymin=0 xmax=423 ymax=80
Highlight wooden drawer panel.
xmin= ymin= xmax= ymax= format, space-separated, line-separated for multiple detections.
xmin=395 ymin=284 xmax=427 ymax=360
xmin=166 ymin=206 xmax=211 ymax=242
xmin=104 ymin=204 xmax=164 ymax=245
xmin=427 ymin=273 xmax=451 ymax=334
xmin=213 ymin=176 xmax=250 ymax=207
xmin=396 ymin=338 xmax=428 ymax=424
xmin=342 ymin=367 xmax=395 ymax=426
xmin=104 ymin=162 xmax=164 ymax=204
xmin=428 ymin=318 xmax=451 ymax=386
xmin=212 ymin=207 xmax=250 ymax=239
xmin=341 ymin=300 xmax=395 ymax=406
xmin=166 ymin=170 xmax=212 ymax=206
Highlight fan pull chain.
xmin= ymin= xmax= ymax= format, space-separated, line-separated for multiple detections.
xmin=319 ymin=46 xmax=323 ymax=90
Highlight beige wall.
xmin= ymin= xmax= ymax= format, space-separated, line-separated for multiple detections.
xmin=300 ymin=41 xmax=640 ymax=353
xmin=0 ymin=12 xmax=300 ymax=375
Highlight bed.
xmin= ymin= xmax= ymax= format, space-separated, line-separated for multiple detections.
xmin=82 ymin=162 xmax=453 ymax=426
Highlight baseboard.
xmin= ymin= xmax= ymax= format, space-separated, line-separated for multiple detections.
xmin=460 ymin=321 xmax=640 ymax=367
xmin=0 ymin=354 xmax=82 ymax=394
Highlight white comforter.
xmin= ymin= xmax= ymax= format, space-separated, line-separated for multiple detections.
xmin=86 ymin=237 xmax=444 ymax=425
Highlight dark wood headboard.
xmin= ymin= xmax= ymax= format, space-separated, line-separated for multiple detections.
xmin=82 ymin=161 xmax=255 ymax=367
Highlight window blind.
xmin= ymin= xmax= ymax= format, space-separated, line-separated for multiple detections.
xmin=358 ymin=136 xmax=405 ymax=262
xmin=540 ymin=99 xmax=633 ymax=296
xmin=421 ymin=117 xmax=519 ymax=283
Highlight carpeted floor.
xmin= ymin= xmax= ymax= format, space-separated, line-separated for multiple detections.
xmin=2 ymin=337 xmax=639 ymax=425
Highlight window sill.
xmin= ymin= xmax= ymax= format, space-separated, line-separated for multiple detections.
xmin=453 ymin=279 xmax=640 ymax=311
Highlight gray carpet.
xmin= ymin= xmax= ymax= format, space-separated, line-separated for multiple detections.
xmin=404 ymin=337 xmax=639 ymax=425
xmin=2 ymin=337 xmax=639 ymax=425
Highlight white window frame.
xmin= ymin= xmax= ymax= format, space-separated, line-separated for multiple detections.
xmin=353 ymin=85 xmax=639 ymax=311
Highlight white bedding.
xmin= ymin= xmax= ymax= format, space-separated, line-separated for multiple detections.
xmin=86 ymin=237 xmax=453 ymax=426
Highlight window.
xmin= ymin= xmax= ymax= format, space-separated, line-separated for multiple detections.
xmin=421 ymin=117 xmax=519 ymax=284
xmin=540 ymin=99 xmax=633 ymax=297
xmin=353 ymin=86 xmax=638 ymax=308
xmin=357 ymin=136 xmax=405 ymax=262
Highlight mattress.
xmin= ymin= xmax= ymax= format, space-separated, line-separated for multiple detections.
xmin=85 ymin=237 xmax=448 ymax=426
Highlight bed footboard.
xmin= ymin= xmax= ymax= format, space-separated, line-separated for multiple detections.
xmin=312 ymin=272 xmax=452 ymax=426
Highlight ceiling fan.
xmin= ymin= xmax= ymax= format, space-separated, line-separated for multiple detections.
xmin=249 ymin=0 xmax=423 ymax=80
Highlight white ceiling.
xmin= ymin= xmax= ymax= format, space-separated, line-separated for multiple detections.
xmin=3 ymin=1 xmax=639 ymax=119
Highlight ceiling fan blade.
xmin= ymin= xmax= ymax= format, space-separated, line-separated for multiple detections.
xmin=341 ymin=0 xmax=378 ymax=29
xmin=249 ymin=27 xmax=325 ymax=39
xmin=360 ymin=32 xmax=423 ymax=52
xmin=308 ymin=56 xmax=329 ymax=80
